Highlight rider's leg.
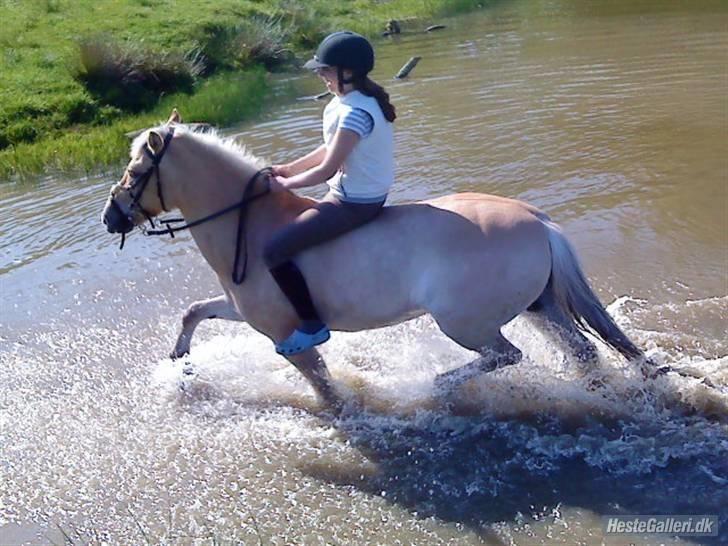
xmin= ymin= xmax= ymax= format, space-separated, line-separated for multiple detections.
xmin=269 ymin=260 xmax=326 ymax=334
xmin=263 ymin=193 xmax=385 ymax=353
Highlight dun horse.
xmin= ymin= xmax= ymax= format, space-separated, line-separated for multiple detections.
xmin=102 ymin=111 xmax=657 ymax=407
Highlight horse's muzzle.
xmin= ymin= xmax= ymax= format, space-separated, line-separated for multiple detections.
xmin=102 ymin=198 xmax=134 ymax=234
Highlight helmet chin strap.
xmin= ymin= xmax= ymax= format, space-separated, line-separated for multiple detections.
xmin=337 ymin=66 xmax=356 ymax=93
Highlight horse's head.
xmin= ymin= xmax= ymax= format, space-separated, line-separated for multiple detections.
xmin=102 ymin=109 xmax=180 ymax=235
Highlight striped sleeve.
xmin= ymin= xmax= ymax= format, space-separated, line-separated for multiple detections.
xmin=339 ymin=107 xmax=374 ymax=138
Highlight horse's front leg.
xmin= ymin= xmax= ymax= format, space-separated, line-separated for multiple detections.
xmin=171 ymin=295 xmax=245 ymax=359
xmin=284 ymin=348 xmax=342 ymax=411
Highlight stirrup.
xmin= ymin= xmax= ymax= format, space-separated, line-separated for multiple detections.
xmin=275 ymin=326 xmax=330 ymax=356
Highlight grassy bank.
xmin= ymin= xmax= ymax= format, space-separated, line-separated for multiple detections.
xmin=1 ymin=0 xmax=491 ymax=181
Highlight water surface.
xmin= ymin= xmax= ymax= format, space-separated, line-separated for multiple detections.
xmin=1 ymin=0 xmax=727 ymax=544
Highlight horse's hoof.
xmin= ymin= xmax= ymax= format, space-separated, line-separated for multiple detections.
xmin=177 ymin=363 xmax=197 ymax=392
xmin=327 ymin=397 xmax=345 ymax=416
xmin=643 ymin=364 xmax=672 ymax=380
xmin=433 ymin=363 xmax=480 ymax=396
xmin=313 ymin=391 xmax=345 ymax=418
xmin=655 ymin=366 xmax=719 ymax=389
xmin=433 ymin=373 xmax=456 ymax=399
xmin=317 ymin=381 xmax=357 ymax=417
xmin=169 ymin=348 xmax=190 ymax=361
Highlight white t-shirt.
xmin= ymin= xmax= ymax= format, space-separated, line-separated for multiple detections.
xmin=323 ymin=90 xmax=395 ymax=203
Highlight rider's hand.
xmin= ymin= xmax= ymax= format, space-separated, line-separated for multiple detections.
xmin=271 ymin=164 xmax=291 ymax=177
xmin=269 ymin=175 xmax=288 ymax=192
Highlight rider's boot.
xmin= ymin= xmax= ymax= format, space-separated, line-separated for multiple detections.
xmin=269 ymin=260 xmax=330 ymax=355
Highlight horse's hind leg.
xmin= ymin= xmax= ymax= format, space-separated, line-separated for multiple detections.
xmin=433 ymin=321 xmax=523 ymax=395
xmin=171 ymin=295 xmax=245 ymax=359
xmin=526 ymin=286 xmax=599 ymax=369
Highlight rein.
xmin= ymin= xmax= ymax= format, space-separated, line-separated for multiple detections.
xmin=144 ymin=167 xmax=272 ymax=284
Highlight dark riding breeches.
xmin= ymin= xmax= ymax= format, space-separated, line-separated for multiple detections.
xmin=263 ymin=192 xmax=385 ymax=268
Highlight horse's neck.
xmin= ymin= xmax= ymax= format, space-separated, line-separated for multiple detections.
xmin=190 ymin=191 xmax=311 ymax=291
xmin=172 ymin=139 xmax=257 ymax=220
xmin=171 ymin=136 xmax=311 ymax=283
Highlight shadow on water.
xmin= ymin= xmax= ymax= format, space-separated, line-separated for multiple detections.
xmin=292 ymin=392 xmax=728 ymax=544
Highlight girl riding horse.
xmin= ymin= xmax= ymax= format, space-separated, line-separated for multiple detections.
xmin=266 ymin=31 xmax=396 ymax=356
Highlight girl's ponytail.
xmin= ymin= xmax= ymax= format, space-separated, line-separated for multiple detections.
xmin=357 ymin=77 xmax=396 ymax=123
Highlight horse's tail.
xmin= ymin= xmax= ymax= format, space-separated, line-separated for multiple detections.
xmin=541 ymin=220 xmax=644 ymax=361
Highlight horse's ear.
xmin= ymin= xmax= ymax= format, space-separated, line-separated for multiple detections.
xmin=147 ymin=130 xmax=164 ymax=155
xmin=167 ymin=108 xmax=181 ymax=124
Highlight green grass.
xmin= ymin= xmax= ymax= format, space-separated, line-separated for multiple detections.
xmin=0 ymin=0 xmax=492 ymax=180
xmin=1 ymin=68 xmax=269 ymax=178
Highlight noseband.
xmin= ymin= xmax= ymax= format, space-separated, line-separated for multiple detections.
xmin=110 ymin=126 xmax=271 ymax=284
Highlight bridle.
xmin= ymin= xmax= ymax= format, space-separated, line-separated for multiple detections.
xmin=109 ymin=126 xmax=272 ymax=284
xmin=109 ymin=127 xmax=176 ymax=249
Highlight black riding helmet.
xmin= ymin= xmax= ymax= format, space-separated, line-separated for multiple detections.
xmin=303 ymin=31 xmax=375 ymax=80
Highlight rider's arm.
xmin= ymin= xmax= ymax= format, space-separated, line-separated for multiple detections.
xmin=274 ymin=144 xmax=326 ymax=177
xmin=278 ymin=129 xmax=359 ymax=190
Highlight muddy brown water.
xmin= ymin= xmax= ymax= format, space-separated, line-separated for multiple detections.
xmin=1 ymin=0 xmax=726 ymax=544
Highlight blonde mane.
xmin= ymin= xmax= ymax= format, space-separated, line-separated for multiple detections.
xmin=131 ymin=124 xmax=266 ymax=171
